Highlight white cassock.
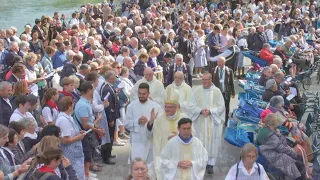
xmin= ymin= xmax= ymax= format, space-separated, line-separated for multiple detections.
xmin=150 ymin=111 xmax=189 ymax=179
xmin=160 ymin=136 xmax=208 ymax=180
xmin=124 ymin=99 xmax=162 ymax=178
xmin=191 ymin=84 xmax=225 ymax=166
xmin=130 ymin=77 xmax=165 ymax=107
xmin=165 ymin=82 xmax=197 ymax=118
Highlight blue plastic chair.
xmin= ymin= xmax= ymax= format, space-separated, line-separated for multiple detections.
xmin=242 ymin=51 xmax=269 ymax=67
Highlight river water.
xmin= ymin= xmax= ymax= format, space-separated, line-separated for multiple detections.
xmin=0 ymin=0 xmax=102 ymax=32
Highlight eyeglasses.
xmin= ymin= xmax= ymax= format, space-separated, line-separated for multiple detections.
xmin=245 ymin=155 xmax=257 ymax=159
xmin=133 ymin=167 xmax=146 ymax=173
xmin=116 ymin=66 xmax=122 ymax=69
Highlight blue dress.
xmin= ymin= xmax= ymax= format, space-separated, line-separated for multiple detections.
xmin=56 ymin=112 xmax=85 ymax=180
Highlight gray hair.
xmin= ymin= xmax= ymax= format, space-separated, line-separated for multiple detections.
xmin=0 ymin=81 xmax=11 ymax=90
xmin=262 ymin=66 xmax=271 ymax=74
xmin=120 ymin=46 xmax=130 ymax=54
xmin=124 ymin=28 xmax=133 ymax=36
xmin=265 ymin=79 xmax=276 ymax=90
xmin=263 ymin=43 xmax=270 ymax=49
xmin=131 ymin=157 xmax=147 ymax=169
xmin=264 ymin=113 xmax=278 ymax=128
xmin=123 ymin=56 xmax=132 ymax=64
xmin=9 ymin=41 xmax=18 ymax=49
xmin=0 ymin=124 xmax=9 ymax=138
xmin=94 ymin=49 xmax=103 ymax=58
xmin=120 ymin=67 xmax=129 ymax=76
xmin=240 ymin=143 xmax=258 ymax=160
xmin=175 ymin=53 xmax=183 ymax=60
xmin=19 ymin=117 xmax=35 ymax=128
xmin=66 ymin=50 xmax=76 ymax=61
xmin=79 ymin=64 xmax=90 ymax=71
xmin=270 ymin=96 xmax=285 ymax=108
xmin=104 ymin=70 xmax=115 ymax=80
xmin=19 ymin=41 xmax=29 ymax=51
xmin=273 ymin=56 xmax=282 ymax=65
xmin=274 ymin=72 xmax=283 ymax=79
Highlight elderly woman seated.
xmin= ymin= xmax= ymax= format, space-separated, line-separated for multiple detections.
xmin=270 ymin=64 xmax=280 ymax=75
xmin=259 ymin=43 xmax=274 ymax=65
xmin=259 ymin=67 xmax=272 ymax=86
xmin=256 ymin=113 xmax=306 ymax=180
xmin=225 ymin=143 xmax=268 ymax=180
xmin=283 ymin=39 xmax=311 ymax=72
xmin=262 ymin=79 xmax=278 ymax=102
xmin=274 ymin=43 xmax=297 ymax=76
xmin=262 ymin=96 xmax=296 ymax=126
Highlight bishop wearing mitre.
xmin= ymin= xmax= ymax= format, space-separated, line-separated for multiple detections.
xmin=147 ymin=88 xmax=189 ymax=179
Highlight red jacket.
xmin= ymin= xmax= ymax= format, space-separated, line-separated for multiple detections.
xmin=259 ymin=48 xmax=274 ymax=64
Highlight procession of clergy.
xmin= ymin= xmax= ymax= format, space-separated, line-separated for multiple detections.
xmin=125 ymin=60 xmax=227 ymax=179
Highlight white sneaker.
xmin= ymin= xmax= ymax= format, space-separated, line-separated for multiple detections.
xmin=118 ymin=138 xmax=127 ymax=143
xmin=113 ymin=140 xmax=125 ymax=146
xmin=89 ymin=172 xmax=97 ymax=178
xmin=119 ymin=133 xmax=130 ymax=139
xmin=87 ymin=176 xmax=98 ymax=180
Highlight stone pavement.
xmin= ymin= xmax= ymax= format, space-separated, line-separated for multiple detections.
xmin=95 ymin=57 xmax=320 ymax=179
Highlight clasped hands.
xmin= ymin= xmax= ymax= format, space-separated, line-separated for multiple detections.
xmin=201 ymin=109 xmax=211 ymax=117
xmin=178 ymin=160 xmax=192 ymax=169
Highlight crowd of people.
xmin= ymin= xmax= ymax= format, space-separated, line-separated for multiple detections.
xmin=0 ymin=0 xmax=320 ymax=179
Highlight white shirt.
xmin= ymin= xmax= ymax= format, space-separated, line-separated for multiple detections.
xmin=25 ymin=69 xmax=39 ymax=96
xmin=225 ymin=161 xmax=268 ymax=180
xmin=218 ymin=66 xmax=226 ymax=92
xmin=116 ymin=54 xmax=125 ymax=65
xmin=209 ymin=49 xmax=233 ymax=62
xmin=265 ymin=29 xmax=273 ymax=41
xmin=55 ymin=112 xmax=77 ymax=137
xmin=9 ymin=109 xmax=39 ymax=131
xmin=42 ymin=106 xmax=59 ymax=123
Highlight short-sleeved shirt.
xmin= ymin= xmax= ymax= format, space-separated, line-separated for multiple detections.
xmin=74 ymin=97 xmax=95 ymax=129
xmin=55 ymin=112 xmax=79 ymax=137
xmin=42 ymin=106 xmax=59 ymax=123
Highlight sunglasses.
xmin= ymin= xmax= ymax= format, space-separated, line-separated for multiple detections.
xmin=116 ymin=66 xmax=122 ymax=69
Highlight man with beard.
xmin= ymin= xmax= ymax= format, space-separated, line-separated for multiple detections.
xmin=125 ymin=83 xmax=162 ymax=178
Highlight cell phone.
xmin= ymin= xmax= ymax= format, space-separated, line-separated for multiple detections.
xmin=85 ymin=129 xmax=92 ymax=134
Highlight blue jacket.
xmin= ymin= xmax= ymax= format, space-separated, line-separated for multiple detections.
xmin=52 ymin=51 xmax=66 ymax=69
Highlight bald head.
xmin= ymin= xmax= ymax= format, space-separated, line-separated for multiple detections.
xmin=174 ymin=71 xmax=184 ymax=86
xmin=144 ymin=67 xmax=154 ymax=82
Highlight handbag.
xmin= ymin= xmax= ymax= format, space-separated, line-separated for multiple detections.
xmin=73 ymin=112 xmax=99 ymax=148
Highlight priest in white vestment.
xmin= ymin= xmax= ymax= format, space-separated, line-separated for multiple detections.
xmin=191 ymin=72 xmax=226 ymax=175
xmin=125 ymin=82 xmax=162 ymax=178
xmin=147 ymin=89 xmax=189 ymax=179
xmin=160 ymin=118 xmax=208 ymax=180
xmin=130 ymin=67 xmax=165 ymax=107
xmin=164 ymin=71 xmax=197 ymax=118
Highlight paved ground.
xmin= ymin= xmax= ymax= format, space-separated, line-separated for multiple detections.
xmin=95 ymin=57 xmax=320 ymax=180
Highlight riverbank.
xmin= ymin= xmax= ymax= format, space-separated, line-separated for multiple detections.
xmin=0 ymin=0 xmax=102 ymax=31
